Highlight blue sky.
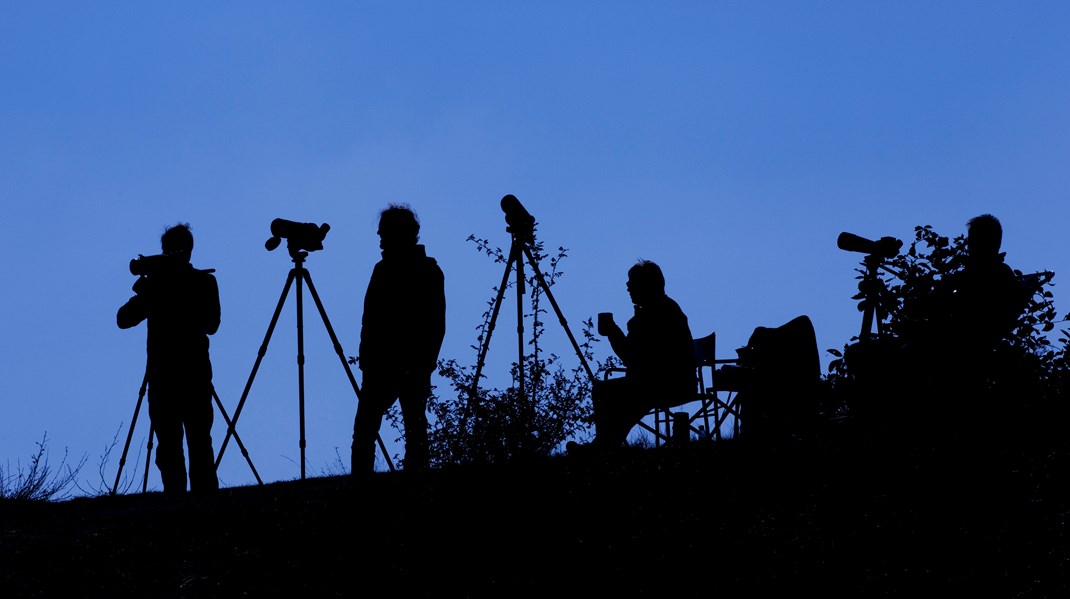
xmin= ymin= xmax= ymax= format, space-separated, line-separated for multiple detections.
xmin=2 ymin=3 xmax=1068 ymax=493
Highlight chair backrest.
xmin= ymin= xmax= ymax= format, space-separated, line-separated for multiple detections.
xmin=694 ymin=331 xmax=735 ymax=395
xmin=693 ymin=332 xmax=717 ymax=367
xmin=693 ymin=331 xmax=742 ymax=392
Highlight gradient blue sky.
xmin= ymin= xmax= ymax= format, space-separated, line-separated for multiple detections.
xmin=2 ymin=3 xmax=1068 ymax=493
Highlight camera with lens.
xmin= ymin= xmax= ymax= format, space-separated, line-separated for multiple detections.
xmin=129 ymin=252 xmax=184 ymax=277
xmin=500 ymin=194 xmax=535 ymax=241
xmin=265 ymin=218 xmax=331 ymax=253
xmin=837 ymin=232 xmax=903 ymax=259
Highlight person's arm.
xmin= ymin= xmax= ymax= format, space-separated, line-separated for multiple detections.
xmin=116 ymin=277 xmax=151 ymax=329
xmin=996 ymin=264 xmax=1026 ymax=337
xmin=605 ymin=320 xmax=632 ymax=366
xmin=201 ymin=273 xmax=221 ymax=336
xmin=116 ymin=296 xmax=147 ymax=329
xmin=422 ymin=265 xmax=447 ymax=375
xmin=357 ymin=263 xmax=385 ymax=371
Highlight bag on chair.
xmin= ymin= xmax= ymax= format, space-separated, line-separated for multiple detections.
xmin=731 ymin=314 xmax=821 ymax=438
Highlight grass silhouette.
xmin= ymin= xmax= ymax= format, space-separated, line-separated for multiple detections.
xmin=2 ymin=421 xmax=1069 ymax=598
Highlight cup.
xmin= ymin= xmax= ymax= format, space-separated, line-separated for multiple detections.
xmin=597 ymin=312 xmax=614 ymax=335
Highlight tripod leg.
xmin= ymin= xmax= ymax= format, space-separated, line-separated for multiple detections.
xmin=216 ymin=268 xmax=297 ymax=468
xmin=212 ymin=387 xmax=263 ymax=485
xmin=859 ymin=257 xmax=882 ymax=341
xmin=143 ymin=423 xmax=154 ymax=494
xmin=860 ymin=304 xmax=875 ymax=340
xmin=515 ymin=245 xmax=526 ymax=399
xmin=112 ymin=369 xmax=149 ymax=496
xmin=296 ymin=264 xmax=308 ymax=480
xmin=469 ymin=244 xmax=517 ymax=402
xmin=302 ymin=270 xmax=395 ymax=472
xmin=522 ymin=245 xmax=597 ymax=382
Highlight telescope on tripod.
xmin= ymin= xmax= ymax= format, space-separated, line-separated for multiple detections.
xmin=216 ymin=218 xmax=393 ymax=480
xmin=838 ymin=231 xmax=903 ymax=341
xmin=469 ymin=195 xmax=596 ymax=402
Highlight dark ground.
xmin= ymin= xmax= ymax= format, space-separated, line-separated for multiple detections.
xmin=3 ymin=423 xmax=1070 ymax=598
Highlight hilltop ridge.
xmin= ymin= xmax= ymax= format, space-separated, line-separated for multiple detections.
xmin=2 ymin=429 xmax=1069 ymax=598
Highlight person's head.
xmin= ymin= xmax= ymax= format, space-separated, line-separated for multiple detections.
xmin=378 ymin=204 xmax=420 ymax=251
xmin=966 ymin=213 xmax=1002 ymax=259
xmin=626 ymin=259 xmax=666 ymax=306
xmin=161 ymin=223 xmax=193 ymax=263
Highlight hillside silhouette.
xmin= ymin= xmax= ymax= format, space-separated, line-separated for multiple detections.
xmin=5 ymin=218 xmax=1067 ymax=597
xmin=3 ymin=425 xmax=1070 ymax=598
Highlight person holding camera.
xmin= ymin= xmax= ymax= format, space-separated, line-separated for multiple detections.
xmin=580 ymin=260 xmax=696 ymax=450
xmin=117 ymin=223 xmax=221 ymax=494
xmin=352 ymin=204 xmax=446 ymax=474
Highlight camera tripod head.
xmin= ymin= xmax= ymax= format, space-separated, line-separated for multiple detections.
xmin=265 ymin=218 xmax=331 ymax=262
xmin=501 ymin=194 xmax=536 ymax=243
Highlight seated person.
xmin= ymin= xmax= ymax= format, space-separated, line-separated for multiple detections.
xmin=584 ymin=260 xmax=696 ymax=449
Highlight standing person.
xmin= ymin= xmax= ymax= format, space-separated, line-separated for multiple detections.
xmin=926 ymin=213 xmax=1025 ymax=431
xmin=117 ymin=223 xmax=221 ymax=494
xmin=893 ymin=213 xmax=1025 ymax=444
xmin=352 ymin=204 xmax=446 ymax=474
xmin=582 ymin=260 xmax=696 ymax=449
xmin=940 ymin=213 xmax=1023 ymax=353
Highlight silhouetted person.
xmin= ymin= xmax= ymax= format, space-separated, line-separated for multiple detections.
xmin=942 ymin=214 xmax=1023 ymax=353
xmin=923 ymin=214 xmax=1026 ymax=434
xmin=352 ymin=204 xmax=446 ymax=474
xmin=117 ymin=223 xmax=220 ymax=494
xmin=586 ymin=260 xmax=695 ymax=448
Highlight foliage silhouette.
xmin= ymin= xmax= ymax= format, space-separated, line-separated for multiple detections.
xmin=80 ymin=425 xmax=142 ymax=497
xmin=0 ymin=433 xmax=86 ymax=502
xmin=403 ymin=230 xmax=616 ymax=468
xmin=827 ymin=224 xmax=1069 ymax=434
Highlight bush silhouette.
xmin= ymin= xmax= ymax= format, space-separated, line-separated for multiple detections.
xmin=419 ymin=232 xmax=616 ymax=468
xmin=0 ymin=433 xmax=85 ymax=501
xmin=827 ymin=224 xmax=1069 ymax=441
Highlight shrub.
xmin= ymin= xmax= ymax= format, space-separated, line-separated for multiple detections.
xmin=0 ymin=433 xmax=86 ymax=502
xmin=827 ymin=224 xmax=1069 ymax=436
xmin=415 ymin=231 xmax=616 ymax=468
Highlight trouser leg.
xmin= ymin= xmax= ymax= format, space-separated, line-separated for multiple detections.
xmin=184 ymin=387 xmax=218 ymax=493
xmin=352 ymin=375 xmax=394 ymax=474
xmin=592 ymin=378 xmax=648 ymax=448
xmin=149 ymin=388 xmax=187 ymax=494
xmin=398 ymin=377 xmax=431 ymax=472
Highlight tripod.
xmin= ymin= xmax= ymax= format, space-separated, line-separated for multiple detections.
xmin=110 ymin=365 xmax=259 ymax=495
xmin=215 ymin=245 xmax=393 ymax=480
xmin=837 ymin=232 xmax=903 ymax=342
xmin=470 ymin=196 xmax=596 ymax=401
xmin=857 ymin=253 xmax=890 ymax=341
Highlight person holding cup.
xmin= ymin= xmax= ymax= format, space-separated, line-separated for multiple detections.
xmin=583 ymin=259 xmax=696 ymax=449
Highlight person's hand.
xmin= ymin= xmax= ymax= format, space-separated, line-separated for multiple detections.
xmin=597 ymin=312 xmax=615 ymax=336
xmin=132 ymin=275 xmax=154 ymax=297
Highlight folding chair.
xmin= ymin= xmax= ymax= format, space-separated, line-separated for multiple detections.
xmin=690 ymin=332 xmax=745 ymax=441
xmin=603 ymin=331 xmax=743 ymax=447
xmin=647 ymin=332 xmax=744 ymax=445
